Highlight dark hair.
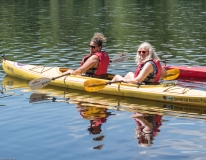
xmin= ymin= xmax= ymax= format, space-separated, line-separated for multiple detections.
xmin=91 ymin=33 xmax=106 ymax=47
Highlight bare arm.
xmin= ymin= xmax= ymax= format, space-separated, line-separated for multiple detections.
xmin=72 ymin=55 xmax=99 ymax=75
xmin=161 ymin=66 xmax=167 ymax=77
xmin=124 ymin=62 xmax=154 ymax=84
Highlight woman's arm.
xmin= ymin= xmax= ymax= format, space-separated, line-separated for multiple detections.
xmin=161 ymin=66 xmax=167 ymax=77
xmin=72 ymin=55 xmax=99 ymax=75
xmin=124 ymin=62 xmax=153 ymax=84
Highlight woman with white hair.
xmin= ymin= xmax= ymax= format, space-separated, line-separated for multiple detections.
xmin=111 ymin=42 xmax=166 ymax=84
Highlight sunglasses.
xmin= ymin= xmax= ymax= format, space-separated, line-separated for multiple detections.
xmin=88 ymin=45 xmax=96 ymax=49
xmin=138 ymin=50 xmax=148 ymax=54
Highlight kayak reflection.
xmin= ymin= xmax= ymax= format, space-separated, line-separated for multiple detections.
xmin=3 ymin=75 xmax=206 ymax=150
xmin=3 ymin=75 xmax=206 ymax=119
xmin=28 ymin=91 xmax=116 ymax=150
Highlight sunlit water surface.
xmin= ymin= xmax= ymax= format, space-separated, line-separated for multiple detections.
xmin=1 ymin=1 xmax=206 ymax=160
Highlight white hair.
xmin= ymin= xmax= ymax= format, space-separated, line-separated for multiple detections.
xmin=134 ymin=42 xmax=160 ymax=65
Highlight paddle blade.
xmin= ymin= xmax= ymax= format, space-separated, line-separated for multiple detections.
xmin=29 ymin=78 xmax=51 ymax=90
xmin=111 ymin=52 xmax=129 ymax=63
xmin=162 ymin=69 xmax=180 ymax=80
xmin=84 ymin=79 xmax=107 ymax=92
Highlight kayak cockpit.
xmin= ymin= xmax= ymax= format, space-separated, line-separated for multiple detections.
xmin=59 ymin=68 xmax=69 ymax=73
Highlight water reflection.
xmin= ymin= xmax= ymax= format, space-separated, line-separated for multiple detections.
xmin=29 ymin=93 xmax=55 ymax=103
xmin=0 ymin=81 xmax=21 ymax=100
xmin=3 ymin=75 xmax=206 ymax=119
xmin=132 ymin=112 xmax=162 ymax=147
xmin=3 ymin=75 xmax=206 ymax=154
xmin=29 ymin=91 xmax=114 ymax=150
xmin=77 ymin=104 xmax=108 ymax=134
xmin=77 ymin=103 xmax=115 ymax=150
xmin=28 ymin=91 xmax=193 ymax=149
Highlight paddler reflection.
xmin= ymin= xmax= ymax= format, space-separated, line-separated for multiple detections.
xmin=77 ymin=103 xmax=115 ymax=150
xmin=131 ymin=112 xmax=162 ymax=147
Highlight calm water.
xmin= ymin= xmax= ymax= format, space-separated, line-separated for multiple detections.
xmin=1 ymin=0 xmax=206 ymax=160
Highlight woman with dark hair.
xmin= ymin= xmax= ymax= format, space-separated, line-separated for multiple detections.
xmin=67 ymin=33 xmax=110 ymax=78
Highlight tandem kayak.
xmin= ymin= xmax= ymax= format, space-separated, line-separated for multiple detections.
xmin=164 ymin=65 xmax=206 ymax=79
xmin=2 ymin=75 xmax=206 ymax=118
xmin=2 ymin=59 xmax=206 ymax=107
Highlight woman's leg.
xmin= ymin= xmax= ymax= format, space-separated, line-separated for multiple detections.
xmin=111 ymin=75 xmax=124 ymax=82
xmin=124 ymin=72 xmax=134 ymax=79
xmin=111 ymin=72 xmax=134 ymax=82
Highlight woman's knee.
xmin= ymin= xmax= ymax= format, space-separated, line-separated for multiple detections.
xmin=125 ymin=72 xmax=134 ymax=79
xmin=112 ymin=75 xmax=123 ymax=81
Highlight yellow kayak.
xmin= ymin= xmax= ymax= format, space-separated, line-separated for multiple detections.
xmin=2 ymin=59 xmax=206 ymax=107
xmin=2 ymin=75 xmax=206 ymax=119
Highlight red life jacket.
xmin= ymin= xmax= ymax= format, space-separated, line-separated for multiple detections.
xmin=134 ymin=59 xmax=162 ymax=83
xmin=80 ymin=51 xmax=110 ymax=76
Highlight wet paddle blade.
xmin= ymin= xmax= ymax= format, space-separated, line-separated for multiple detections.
xmin=84 ymin=79 xmax=123 ymax=92
xmin=29 ymin=78 xmax=51 ymax=90
xmin=162 ymin=68 xmax=180 ymax=80
xmin=84 ymin=79 xmax=107 ymax=92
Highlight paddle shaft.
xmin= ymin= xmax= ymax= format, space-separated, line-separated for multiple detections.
xmin=110 ymin=52 xmax=129 ymax=63
xmin=51 ymin=73 xmax=71 ymax=80
xmin=29 ymin=72 xmax=71 ymax=90
xmin=84 ymin=68 xmax=180 ymax=92
xmin=29 ymin=52 xmax=128 ymax=90
xmin=87 ymin=80 xmax=123 ymax=87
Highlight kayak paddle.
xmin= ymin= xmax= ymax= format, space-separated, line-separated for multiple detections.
xmin=162 ymin=68 xmax=180 ymax=80
xmin=84 ymin=68 xmax=180 ymax=92
xmin=111 ymin=52 xmax=129 ymax=63
xmin=84 ymin=79 xmax=123 ymax=92
xmin=29 ymin=73 xmax=71 ymax=90
xmin=29 ymin=53 xmax=129 ymax=90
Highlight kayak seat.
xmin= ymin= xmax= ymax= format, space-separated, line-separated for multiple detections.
xmin=106 ymin=73 xmax=115 ymax=80
xmin=59 ymin=68 xmax=69 ymax=73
